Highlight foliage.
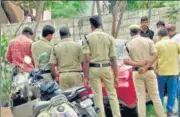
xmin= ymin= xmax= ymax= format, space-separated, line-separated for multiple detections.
xmin=1 ymin=34 xmax=12 ymax=104
xmin=12 ymin=1 xmax=87 ymax=19
xmin=165 ymin=3 xmax=180 ymax=23
xmin=1 ymin=34 xmax=8 ymax=60
xmin=127 ymin=1 xmax=180 ymax=10
xmin=44 ymin=1 xmax=87 ymax=18
xmin=126 ymin=1 xmax=180 ymax=22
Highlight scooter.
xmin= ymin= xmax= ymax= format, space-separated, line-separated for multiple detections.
xmin=33 ymin=95 xmax=80 ymax=117
xmin=9 ymin=56 xmax=39 ymax=117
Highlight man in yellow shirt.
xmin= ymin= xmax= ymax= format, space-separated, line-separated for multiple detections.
xmin=154 ymin=28 xmax=180 ymax=117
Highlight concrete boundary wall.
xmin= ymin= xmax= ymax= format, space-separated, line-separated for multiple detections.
xmin=1 ymin=8 xmax=180 ymax=43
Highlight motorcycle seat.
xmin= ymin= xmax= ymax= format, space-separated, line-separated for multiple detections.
xmin=33 ymin=100 xmax=51 ymax=117
xmin=63 ymin=86 xmax=86 ymax=96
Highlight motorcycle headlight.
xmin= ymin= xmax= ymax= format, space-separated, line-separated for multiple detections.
xmin=80 ymin=98 xmax=93 ymax=108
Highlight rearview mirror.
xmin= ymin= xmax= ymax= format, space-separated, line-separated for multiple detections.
xmin=39 ymin=52 xmax=48 ymax=62
xmin=24 ymin=56 xmax=32 ymax=64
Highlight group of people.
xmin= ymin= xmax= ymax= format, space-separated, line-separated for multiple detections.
xmin=5 ymin=15 xmax=180 ymax=117
xmin=124 ymin=16 xmax=180 ymax=117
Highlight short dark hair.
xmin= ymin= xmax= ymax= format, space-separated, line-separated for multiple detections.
xmin=156 ymin=20 xmax=165 ymax=27
xmin=89 ymin=15 xmax=101 ymax=28
xmin=141 ymin=16 xmax=148 ymax=22
xmin=158 ymin=29 xmax=168 ymax=37
xmin=42 ymin=25 xmax=55 ymax=37
xmin=130 ymin=29 xmax=140 ymax=36
xmin=22 ymin=27 xmax=33 ymax=35
xmin=59 ymin=27 xmax=70 ymax=38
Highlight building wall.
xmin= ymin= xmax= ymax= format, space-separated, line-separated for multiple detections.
xmin=1 ymin=8 xmax=180 ymax=43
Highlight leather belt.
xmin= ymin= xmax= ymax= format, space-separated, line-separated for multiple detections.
xmin=59 ymin=71 xmax=82 ymax=73
xmin=89 ymin=63 xmax=111 ymax=68
xmin=133 ymin=67 xmax=153 ymax=71
xmin=41 ymin=70 xmax=51 ymax=74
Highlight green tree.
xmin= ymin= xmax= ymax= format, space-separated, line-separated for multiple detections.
xmin=44 ymin=1 xmax=87 ymax=18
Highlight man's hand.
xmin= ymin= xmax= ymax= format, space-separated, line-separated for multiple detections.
xmin=83 ymin=78 xmax=90 ymax=88
xmin=138 ymin=63 xmax=150 ymax=74
xmin=138 ymin=67 xmax=147 ymax=74
xmin=114 ymin=78 xmax=119 ymax=87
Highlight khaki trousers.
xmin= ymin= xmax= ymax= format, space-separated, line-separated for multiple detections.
xmin=133 ymin=70 xmax=166 ymax=117
xmin=59 ymin=72 xmax=83 ymax=91
xmin=89 ymin=67 xmax=121 ymax=117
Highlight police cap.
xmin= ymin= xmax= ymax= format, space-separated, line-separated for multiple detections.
xmin=89 ymin=15 xmax=101 ymax=28
xmin=129 ymin=24 xmax=142 ymax=31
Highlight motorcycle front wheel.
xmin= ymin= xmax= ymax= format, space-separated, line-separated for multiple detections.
xmin=85 ymin=106 xmax=98 ymax=117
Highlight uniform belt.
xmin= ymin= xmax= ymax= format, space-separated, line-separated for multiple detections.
xmin=133 ymin=67 xmax=153 ymax=71
xmin=59 ymin=71 xmax=82 ymax=73
xmin=41 ymin=70 xmax=51 ymax=74
xmin=89 ymin=63 xmax=110 ymax=68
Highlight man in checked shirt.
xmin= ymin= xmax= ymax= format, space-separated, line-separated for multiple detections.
xmin=5 ymin=27 xmax=34 ymax=73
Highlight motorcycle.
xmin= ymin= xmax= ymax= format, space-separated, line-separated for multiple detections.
xmin=63 ymin=86 xmax=99 ymax=117
xmin=29 ymin=52 xmax=98 ymax=117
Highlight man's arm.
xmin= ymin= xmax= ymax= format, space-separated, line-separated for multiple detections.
xmin=124 ymin=59 xmax=147 ymax=67
xmin=177 ymin=43 xmax=180 ymax=55
xmin=49 ymin=47 xmax=58 ymax=80
xmin=82 ymin=36 xmax=91 ymax=87
xmin=83 ymin=54 xmax=90 ymax=79
xmin=5 ymin=42 xmax=12 ymax=63
xmin=140 ymin=41 xmax=158 ymax=73
xmin=143 ymin=53 xmax=158 ymax=69
xmin=123 ymin=45 xmax=147 ymax=67
xmin=110 ymin=57 xmax=118 ymax=79
xmin=30 ymin=42 xmax=35 ymax=66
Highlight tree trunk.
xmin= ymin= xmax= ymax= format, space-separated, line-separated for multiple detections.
xmin=148 ymin=1 xmax=152 ymax=24
xmin=1 ymin=1 xmax=19 ymax=23
xmin=0 ymin=6 xmax=9 ymax=24
xmin=114 ymin=1 xmax=127 ymax=38
xmin=111 ymin=1 xmax=121 ymax=37
xmin=32 ymin=1 xmax=44 ymax=41
xmin=91 ymin=1 xmax=95 ymax=16
xmin=96 ymin=1 xmax=104 ymax=31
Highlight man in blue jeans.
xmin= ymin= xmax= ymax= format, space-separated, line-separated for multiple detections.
xmin=178 ymin=79 xmax=180 ymax=117
xmin=154 ymin=28 xmax=180 ymax=117
xmin=166 ymin=23 xmax=180 ymax=117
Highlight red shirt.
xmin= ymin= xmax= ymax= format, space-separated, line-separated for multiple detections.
xmin=5 ymin=34 xmax=34 ymax=72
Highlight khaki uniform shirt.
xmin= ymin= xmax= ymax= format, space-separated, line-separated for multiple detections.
xmin=124 ymin=35 xmax=156 ymax=62
xmin=82 ymin=29 xmax=116 ymax=63
xmin=31 ymin=38 xmax=53 ymax=70
xmin=50 ymin=38 xmax=84 ymax=72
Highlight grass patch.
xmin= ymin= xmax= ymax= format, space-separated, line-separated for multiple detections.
xmin=147 ymin=104 xmax=156 ymax=117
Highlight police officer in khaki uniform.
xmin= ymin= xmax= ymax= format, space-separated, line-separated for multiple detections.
xmin=31 ymin=25 xmax=55 ymax=81
xmin=83 ymin=16 xmax=121 ymax=117
xmin=50 ymin=27 xmax=84 ymax=90
xmin=123 ymin=25 xmax=166 ymax=117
